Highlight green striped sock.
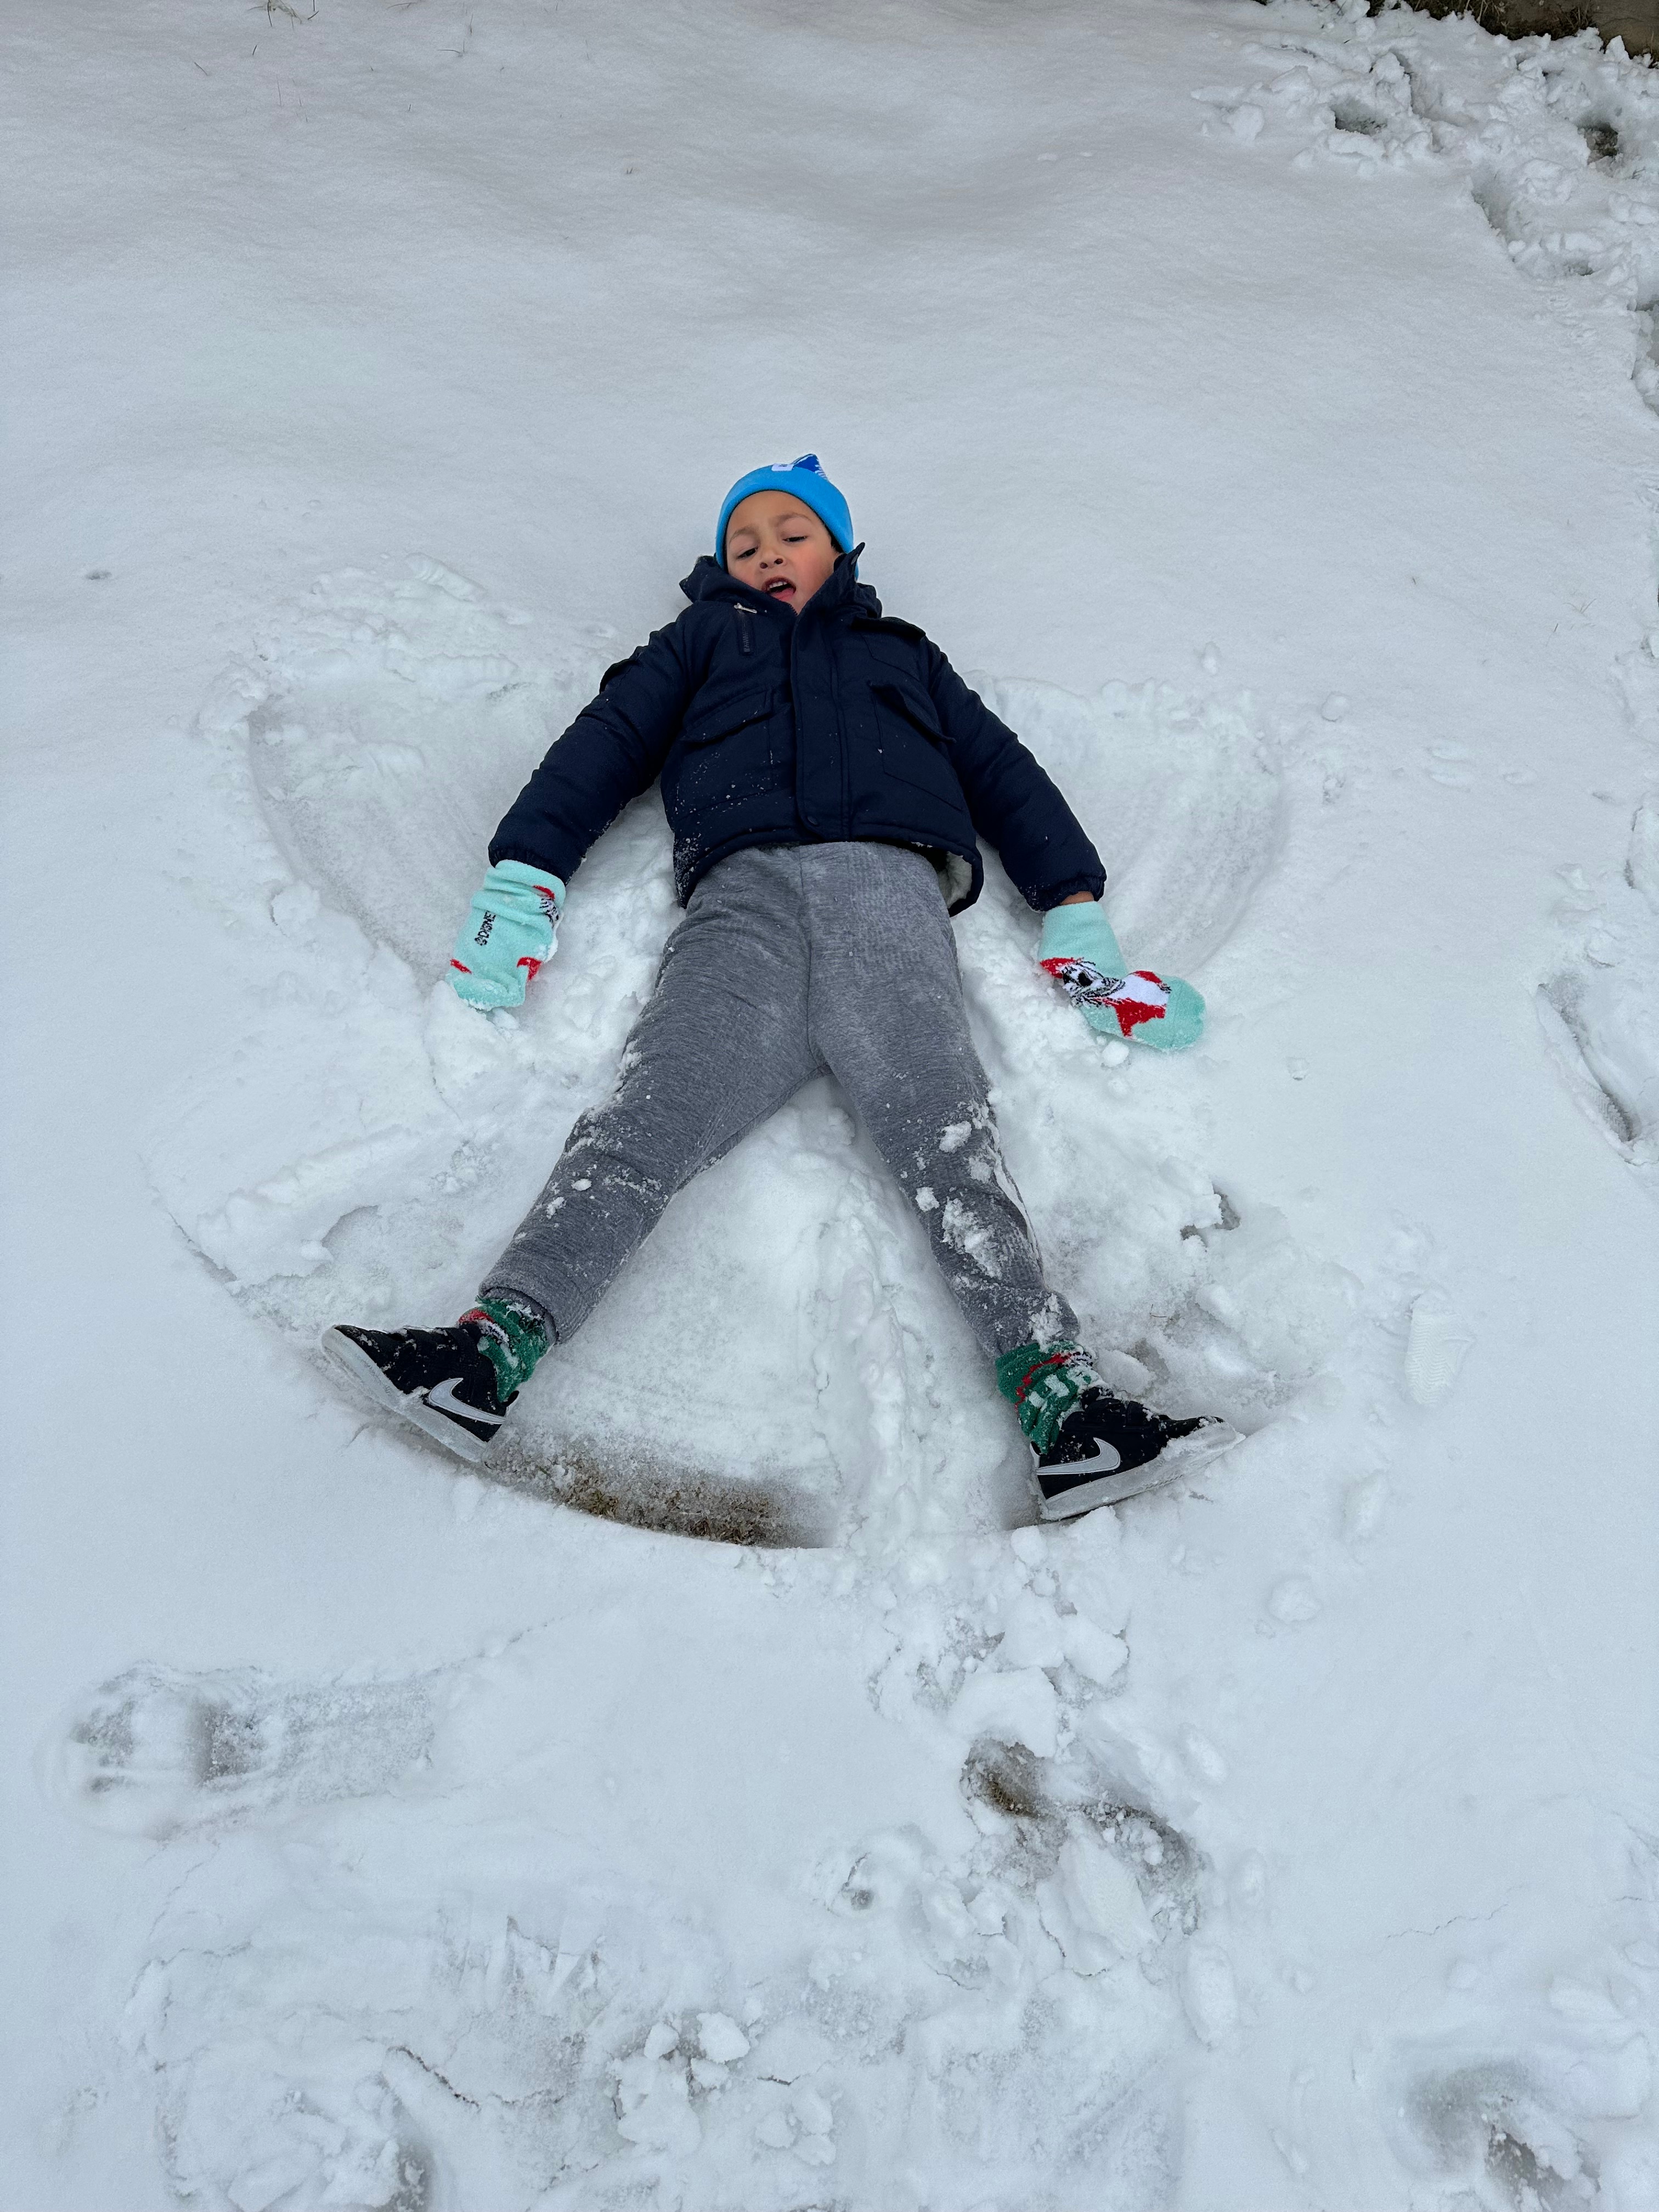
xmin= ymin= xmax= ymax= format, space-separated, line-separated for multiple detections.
xmin=995 ymin=1340 xmax=1107 ymax=1455
xmin=462 ymin=1296 xmax=550 ymax=1403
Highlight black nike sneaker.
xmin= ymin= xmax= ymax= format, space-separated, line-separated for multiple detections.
xmin=1032 ymin=1390 xmax=1236 ymax=1520
xmin=320 ymin=1323 xmax=514 ymax=1464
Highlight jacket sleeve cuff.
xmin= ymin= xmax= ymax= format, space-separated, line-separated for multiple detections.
xmin=489 ymin=839 xmax=575 ymax=881
xmin=1030 ymin=871 xmax=1107 ymax=912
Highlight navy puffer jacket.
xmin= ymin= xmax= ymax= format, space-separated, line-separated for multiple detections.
xmin=490 ymin=549 xmax=1105 ymax=915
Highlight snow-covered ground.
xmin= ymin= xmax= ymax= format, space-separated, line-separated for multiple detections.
xmin=5 ymin=1 xmax=1659 ymax=2204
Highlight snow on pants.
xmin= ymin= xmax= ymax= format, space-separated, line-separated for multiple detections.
xmin=480 ymin=840 xmax=1079 ymax=1361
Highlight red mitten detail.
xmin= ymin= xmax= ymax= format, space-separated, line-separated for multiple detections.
xmin=1041 ymin=956 xmax=1171 ymax=1037
xmin=1110 ymin=971 xmax=1172 ymax=1035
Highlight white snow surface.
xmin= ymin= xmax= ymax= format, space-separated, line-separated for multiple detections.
xmin=5 ymin=1 xmax=1659 ymax=2205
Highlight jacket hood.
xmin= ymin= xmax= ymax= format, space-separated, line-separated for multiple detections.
xmin=680 ymin=547 xmax=880 ymax=619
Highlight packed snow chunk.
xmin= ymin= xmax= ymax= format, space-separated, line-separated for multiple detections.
xmin=1039 ymin=1833 xmax=1156 ymax=1972
xmin=139 ymin=2028 xmax=428 ymax=2212
xmin=1180 ymin=1725 xmax=1230 ymax=1785
xmin=1181 ymin=1945 xmax=1240 ymax=2047
xmin=1157 ymin=1203 xmax=1358 ymax=1426
xmin=788 ymin=2086 xmax=836 ymax=2165
xmin=1404 ymin=1292 xmax=1476 ymax=1407
xmin=1344 ymin=1472 xmax=1389 ymax=1545
xmin=696 ymin=2012 xmax=750 ymax=2065
xmin=948 ymin=1664 xmax=1061 ymax=1759
xmin=421 ymin=973 xmax=534 ymax=1112
xmin=792 ymin=2087 xmax=834 ymax=2136
xmin=996 ymin=1589 xmax=1069 ymax=1671
xmin=613 ymin=2035 xmax=700 ymax=2155
xmin=1063 ymin=1614 xmax=1130 ymax=1687
xmin=1559 ymin=2033 xmax=1652 ymax=2121
xmin=1628 ymin=797 xmax=1659 ymax=905
xmin=1267 ymin=1575 xmax=1322 ymax=1626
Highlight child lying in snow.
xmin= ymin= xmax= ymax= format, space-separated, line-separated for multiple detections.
xmin=324 ymin=456 xmax=1223 ymax=1519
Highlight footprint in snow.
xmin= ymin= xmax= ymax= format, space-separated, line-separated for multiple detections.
xmin=1536 ymin=803 xmax=1659 ymax=1196
xmin=821 ymin=1797 xmax=1187 ymax=2202
xmin=1221 ymin=16 xmax=1659 ymax=427
xmin=1399 ymin=2057 xmax=1598 ymax=2211
xmin=46 ymin=1661 xmax=438 ymax=1838
xmin=960 ymin=1735 xmax=1206 ymax=1944
xmin=124 ymin=1792 xmax=1192 ymax=2212
xmin=126 ymin=1870 xmax=630 ymax=2211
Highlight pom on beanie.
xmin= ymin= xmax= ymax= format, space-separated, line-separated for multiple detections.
xmin=716 ymin=454 xmax=854 ymax=566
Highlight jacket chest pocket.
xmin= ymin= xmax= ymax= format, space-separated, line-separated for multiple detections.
xmin=667 ymin=690 xmax=784 ymax=809
xmin=870 ymin=681 xmax=963 ymax=806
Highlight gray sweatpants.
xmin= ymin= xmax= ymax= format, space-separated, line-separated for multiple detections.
xmin=481 ymin=842 xmax=1077 ymax=1362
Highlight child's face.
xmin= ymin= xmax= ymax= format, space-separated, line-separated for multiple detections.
xmin=723 ymin=491 xmax=838 ymax=610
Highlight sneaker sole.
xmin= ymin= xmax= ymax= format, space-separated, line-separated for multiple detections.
xmin=1034 ymin=1421 xmax=1243 ymax=1521
xmin=319 ymin=1328 xmax=495 ymax=1467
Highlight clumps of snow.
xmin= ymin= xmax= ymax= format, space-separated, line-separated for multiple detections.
xmin=1209 ymin=0 xmax=1659 ymax=421
xmin=122 ymin=1849 xmax=645 ymax=2210
xmin=936 ymin=1192 xmax=1005 ymax=1278
xmin=1040 ymin=1830 xmax=1158 ymax=1972
xmin=53 ymin=1489 xmax=1227 ymax=2204
xmin=94 ymin=1623 xmax=1199 ymax=2208
xmin=695 ymin=2013 xmax=749 ymax=2066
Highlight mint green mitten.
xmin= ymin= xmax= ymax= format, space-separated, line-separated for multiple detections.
xmin=1039 ymin=902 xmax=1204 ymax=1051
xmin=449 ymin=861 xmax=566 ymax=1011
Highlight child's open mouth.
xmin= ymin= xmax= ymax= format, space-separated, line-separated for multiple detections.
xmin=764 ymin=578 xmax=795 ymax=599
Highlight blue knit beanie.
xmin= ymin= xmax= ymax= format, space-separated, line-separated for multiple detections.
xmin=716 ymin=454 xmax=854 ymax=566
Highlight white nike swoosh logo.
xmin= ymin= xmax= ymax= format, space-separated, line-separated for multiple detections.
xmin=425 ymin=1376 xmax=504 ymax=1426
xmin=1041 ymin=1440 xmax=1122 ymax=1478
